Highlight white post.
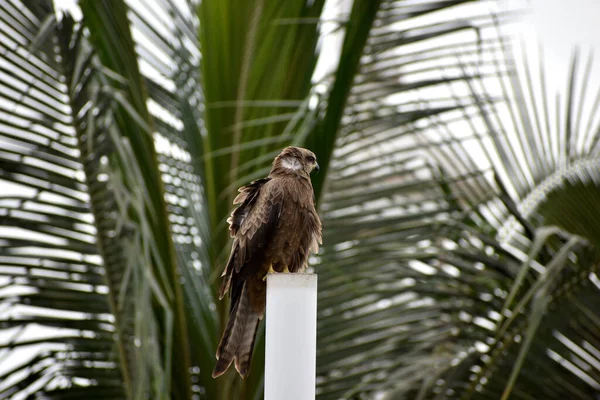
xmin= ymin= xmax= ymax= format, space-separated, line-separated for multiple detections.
xmin=265 ymin=273 xmax=318 ymax=400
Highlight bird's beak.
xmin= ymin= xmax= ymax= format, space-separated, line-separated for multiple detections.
xmin=314 ymin=163 xmax=320 ymax=173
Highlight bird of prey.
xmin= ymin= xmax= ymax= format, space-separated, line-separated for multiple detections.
xmin=212 ymin=146 xmax=322 ymax=379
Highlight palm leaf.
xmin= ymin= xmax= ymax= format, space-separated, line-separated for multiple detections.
xmin=309 ymin=0 xmax=600 ymax=398
xmin=88 ymin=0 xmax=220 ymax=396
xmin=312 ymin=1 xmax=515 ymax=398
xmin=0 ymin=3 xmax=125 ymax=398
xmin=435 ymin=37 xmax=600 ymax=400
xmin=323 ymin=15 xmax=600 ymax=400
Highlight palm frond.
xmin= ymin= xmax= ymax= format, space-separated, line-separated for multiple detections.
xmin=313 ymin=2 xmax=513 ymax=398
xmin=312 ymin=3 xmax=600 ymax=396
xmin=118 ymin=0 xmax=221 ymax=395
xmin=434 ymin=38 xmax=600 ymax=400
xmin=310 ymin=0 xmax=600 ymax=398
xmin=0 ymin=3 xmax=125 ymax=398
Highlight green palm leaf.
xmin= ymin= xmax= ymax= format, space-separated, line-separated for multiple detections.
xmin=0 ymin=3 xmax=125 ymax=398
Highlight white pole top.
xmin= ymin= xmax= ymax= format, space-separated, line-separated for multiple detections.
xmin=265 ymin=273 xmax=318 ymax=400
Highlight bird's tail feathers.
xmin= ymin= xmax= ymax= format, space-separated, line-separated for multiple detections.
xmin=212 ymin=282 xmax=260 ymax=378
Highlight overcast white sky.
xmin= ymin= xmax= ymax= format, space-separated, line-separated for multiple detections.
xmin=508 ymin=0 xmax=600 ymax=83
xmin=529 ymin=0 xmax=600 ymax=55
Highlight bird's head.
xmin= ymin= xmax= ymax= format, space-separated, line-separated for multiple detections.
xmin=271 ymin=146 xmax=319 ymax=177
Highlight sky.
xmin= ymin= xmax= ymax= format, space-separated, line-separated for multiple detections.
xmin=507 ymin=0 xmax=600 ymax=85
xmin=529 ymin=0 xmax=600 ymax=59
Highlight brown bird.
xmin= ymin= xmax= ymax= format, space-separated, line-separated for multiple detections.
xmin=212 ymin=146 xmax=322 ymax=379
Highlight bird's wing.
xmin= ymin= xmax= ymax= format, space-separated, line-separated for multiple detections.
xmin=227 ymin=177 xmax=271 ymax=237
xmin=219 ymin=178 xmax=283 ymax=300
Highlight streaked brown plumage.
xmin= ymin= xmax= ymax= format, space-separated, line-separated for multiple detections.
xmin=212 ymin=146 xmax=322 ymax=379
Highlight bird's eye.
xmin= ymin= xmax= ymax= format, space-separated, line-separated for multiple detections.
xmin=306 ymin=155 xmax=316 ymax=163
